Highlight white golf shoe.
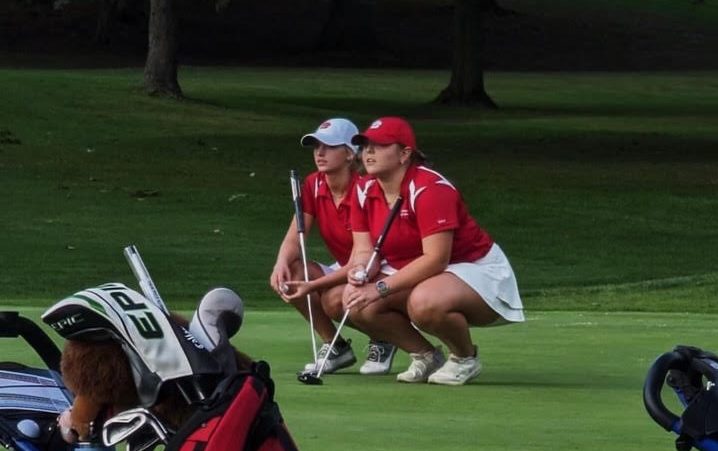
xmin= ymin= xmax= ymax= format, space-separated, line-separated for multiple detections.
xmin=359 ymin=340 xmax=397 ymax=375
xmin=303 ymin=340 xmax=356 ymax=374
xmin=428 ymin=348 xmax=482 ymax=386
xmin=396 ymin=346 xmax=445 ymax=383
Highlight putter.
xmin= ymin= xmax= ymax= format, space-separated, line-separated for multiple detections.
xmin=123 ymin=245 xmax=169 ymax=316
xmin=298 ymin=196 xmax=403 ymax=385
xmin=290 ymin=170 xmax=319 ymax=364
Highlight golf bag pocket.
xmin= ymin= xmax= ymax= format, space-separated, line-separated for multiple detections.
xmin=167 ymin=362 xmax=298 ymax=451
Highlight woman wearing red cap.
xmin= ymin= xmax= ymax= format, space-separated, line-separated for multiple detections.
xmin=343 ymin=116 xmax=524 ymax=386
xmin=270 ymin=118 xmax=397 ymax=376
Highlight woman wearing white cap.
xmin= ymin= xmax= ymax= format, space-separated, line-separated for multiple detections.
xmin=270 ymin=118 xmax=397 ymax=376
xmin=343 ymin=116 xmax=525 ymax=386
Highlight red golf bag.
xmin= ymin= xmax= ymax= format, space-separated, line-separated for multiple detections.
xmin=168 ymin=361 xmax=297 ymax=451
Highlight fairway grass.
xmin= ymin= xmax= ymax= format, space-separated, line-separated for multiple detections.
xmin=1 ymin=68 xmax=717 ymax=312
xmin=3 ymin=307 xmax=714 ymax=451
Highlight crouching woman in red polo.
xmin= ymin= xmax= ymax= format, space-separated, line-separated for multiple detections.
xmin=343 ymin=117 xmax=524 ymax=386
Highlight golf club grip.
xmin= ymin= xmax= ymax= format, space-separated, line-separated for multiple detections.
xmin=123 ymin=245 xmax=169 ymax=315
xmin=373 ymin=196 xmax=403 ymax=252
xmin=290 ymin=170 xmax=305 ymax=233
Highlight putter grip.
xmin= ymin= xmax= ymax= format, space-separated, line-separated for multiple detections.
xmin=357 ymin=196 xmax=403 ymax=282
xmin=374 ymin=196 xmax=403 ymax=251
xmin=290 ymin=170 xmax=305 ymax=233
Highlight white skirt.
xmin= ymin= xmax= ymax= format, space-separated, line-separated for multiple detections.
xmin=445 ymin=243 xmax=525 ymax=324
xmin=318 ymin=261 xmax=341 ymax=275
xmin=380 ymin=243 xmax=525 ymax=324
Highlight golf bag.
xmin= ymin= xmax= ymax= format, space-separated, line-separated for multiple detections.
xmin=0 ymin=311 xmax=111 ymax=451
xmin=166 ymin=362 xmax=295 ymax=451
xmin=643 ymin=345 xmax=718 ymax=451
xmin=42 ymin=283 xmax=298 ymax=451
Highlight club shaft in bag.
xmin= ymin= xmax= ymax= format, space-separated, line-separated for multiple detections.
xmin=291 ymin=170 xmax=318 ymax=363
xmin=315 ymin=196 xmax=403 ymax=378
xmin=124 ymin=245 xmax=169 ymax=316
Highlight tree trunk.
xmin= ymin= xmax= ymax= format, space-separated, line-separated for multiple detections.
xmin=317 ymin=0 xmax=377 ymax=52
xmin=95 ymin=0 xmax=117 ymax=45
xmin=435 ymin=0 xmax=497 ymax=108
xmin=144 ymin=0 xmax=182 ymax=97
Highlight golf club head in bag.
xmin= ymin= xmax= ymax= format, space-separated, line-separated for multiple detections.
xmin=102 ymin=408 xmax=169 ymax=451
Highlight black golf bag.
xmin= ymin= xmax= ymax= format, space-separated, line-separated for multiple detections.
xmin=42 ymin=283 xmax=298 ymax=451
xmin=0 ymin=311 xmax=111 ymax=451
xmin=643 ymin=345 xmax=718 ymax=451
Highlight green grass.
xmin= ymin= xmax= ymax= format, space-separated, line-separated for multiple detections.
xmin=1 ymin=67 xmax=717 ymax=311
xmin=4 ymin=307 xmax=715 ymax=451
xmin=1 ymin=66 xmax=717 ymax=451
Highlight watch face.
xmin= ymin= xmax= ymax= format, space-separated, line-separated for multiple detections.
xmin=376 ymin=280 xmax=389 ymax=296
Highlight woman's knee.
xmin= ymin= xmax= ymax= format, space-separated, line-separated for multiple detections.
xmin=406 ymin=290 xmax=444 ymax=328
xmin=322 ymin=298 xmax=344 ymax=321
xmin=321 ymin=286 xmax=345 ymax=320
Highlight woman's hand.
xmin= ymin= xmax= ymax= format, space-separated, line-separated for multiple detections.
xmin=347 ymin=264 xmax=368 ymax=286
xmin=269 ymin=262 xmax=292 ymax=298
xmin=343 ymin=283 xmax=381 ymax=311
xmin=282 ymin=280 xmax=315 ymax=301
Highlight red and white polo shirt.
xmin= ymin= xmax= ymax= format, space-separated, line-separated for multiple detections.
xmin=350 ymin=164 xmax=493 ymax=269
xmin=302 ymin=171 xmax=358 ymax=266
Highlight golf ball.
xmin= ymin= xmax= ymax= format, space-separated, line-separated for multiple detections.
xmin=353 ymin=270 xmax=367 ymax=281
xmin=280 ymin=283 xmax=289 ymax=294
xmin=17 ymin=419 xmax=40 ymax=438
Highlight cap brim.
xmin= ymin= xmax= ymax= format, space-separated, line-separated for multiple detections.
xmin=352 ymin=130 xmax=406 ymax=146
xmin=300 ymin=134 xmax=319 ymax=147
xmin=351 ymin=134 xmax=369 ymax=146
xmin=300 ymin=133 xmax=349 ymax=147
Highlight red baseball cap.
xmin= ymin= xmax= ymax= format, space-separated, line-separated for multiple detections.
xmin=352 ymin=117 xmax=417 ymax=149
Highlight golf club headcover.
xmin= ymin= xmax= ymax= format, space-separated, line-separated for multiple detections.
xmin=189 ymin=287 xmax=244 ymax=351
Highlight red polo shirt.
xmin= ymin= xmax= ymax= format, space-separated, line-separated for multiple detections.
xmin=301 ymin=171 xmax=357 ymax=266
xmin=350 ymin=164 xmax=493 ymax=269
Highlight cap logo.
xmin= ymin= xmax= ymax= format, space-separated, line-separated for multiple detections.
xmin=319 ymin=121 xmax=331 ymax=129
xmin=370 ymin=120 xmax=382 ymax=129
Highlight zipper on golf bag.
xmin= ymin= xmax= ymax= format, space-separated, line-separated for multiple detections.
xmin=167 ymin=361 xmax=298 ymax=451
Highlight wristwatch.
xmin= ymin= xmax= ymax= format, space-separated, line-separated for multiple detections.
xmin=375 ymin=280 xmax=390 ymax=298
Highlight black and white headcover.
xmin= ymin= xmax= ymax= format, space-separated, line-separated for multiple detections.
xmin=42 ymin=283 xmax=220 ymax=406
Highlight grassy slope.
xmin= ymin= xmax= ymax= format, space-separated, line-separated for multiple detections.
xmin=1 ymin=68 xmax=717 ymax=311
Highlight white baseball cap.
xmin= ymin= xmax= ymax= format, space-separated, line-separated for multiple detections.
xmin=300 ymin=118 xmax=359 ymax=153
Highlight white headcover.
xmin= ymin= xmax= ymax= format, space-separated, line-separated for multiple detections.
xmin=189 ymin=287 xmax=244 ymax=351
xmin=42 ymin=283 xmax=196 ymax=383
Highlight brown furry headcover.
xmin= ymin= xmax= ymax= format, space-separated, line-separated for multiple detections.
xmin=60 ymin=313 xmax=252 ymax=441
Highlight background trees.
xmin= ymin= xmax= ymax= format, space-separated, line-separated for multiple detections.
xmin=2 ymin=0 xmax=716 ymax=101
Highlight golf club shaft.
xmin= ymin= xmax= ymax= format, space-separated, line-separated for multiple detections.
xmin=315 ymin=196 xmax=404 ymax=378
xmin=290 ymin=170 xmax=318 ymax=363
xmin=297 ymin=231 xmax=318 ymax=363
xmin=124 ymin=245 xmax=169 ymax=316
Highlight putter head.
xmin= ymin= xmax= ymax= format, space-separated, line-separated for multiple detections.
xmin=297 ymin=371 xmax=323 ymax=385
xmin=102 ymin=407 xmax=169 ymax=450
